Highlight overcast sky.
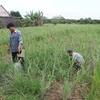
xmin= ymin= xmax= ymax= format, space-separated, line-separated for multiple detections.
xmin=1 ymin=0 xmax=100 ymax=19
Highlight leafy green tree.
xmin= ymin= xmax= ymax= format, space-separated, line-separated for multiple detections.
xmin=51 ymin=15 xmax=66 ymax=25
xmin=10 ymin=11 xmax=22 ymax=17
xmin=94 ymin=20 xmax=100 ymax=24
xmin=85 ymin=18 xmax=92 ymax=24
xmin=34 ymin=10 xmax=43 ymax=20
xmin=79 ymin=18 xmax=84 ymax=24
xmin=51 ymin=18 xmax=59 ymax=25
xmin=25 ymin=11 xmax=34 ymax=20
xmin=42 ymin=16 xmax=48 ymax=24
xmin=46 ymin=19 xmax=52 ymax=23
xmin=25 ymin=10 xmax=44 ymax=26
xmin=51 ymin=16 xmax=60 ymax=25
xmin=57 ymin=15 xmax=66 ymax=24
xmin=21 ymin=18 xmax=33 ymax=27
xmin=79 ymin=18 xmax=93 ymax=24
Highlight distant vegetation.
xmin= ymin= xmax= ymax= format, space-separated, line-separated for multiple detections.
xmin=10 ymin=11 xmax=22 ymax=18
xmin=4 ymin=10 xmax=100 ymax=27
xmin=20 ymin=11 xmax=100 ymax=26
xmin=21 ymin=10 xmax=45 ymax=27
xmin=48 ymin=16 xmax=100 ymax=25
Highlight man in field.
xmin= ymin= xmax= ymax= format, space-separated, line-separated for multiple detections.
xmin=67 ymin=50 xmax=85 ymax=70
xmin=7 ymin=23 xmax=24 ymax=67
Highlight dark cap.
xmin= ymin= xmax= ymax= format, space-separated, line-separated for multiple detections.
xmin=7 ymin=23 xmax=14 ymax=28
xmin=67 ymin=49 xmax=73 ymax=53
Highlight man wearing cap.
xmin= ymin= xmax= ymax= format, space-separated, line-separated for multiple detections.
xmin=67 ymin=50 xmax=85 ymax=70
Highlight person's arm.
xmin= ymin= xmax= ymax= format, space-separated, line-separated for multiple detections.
xmin=72 ymin=54 xmax=77 ymax=62
xmin=18 ymin=44 xmax=22 ymax=54
xmin=18 ymin=31 xmax=23 ymax=54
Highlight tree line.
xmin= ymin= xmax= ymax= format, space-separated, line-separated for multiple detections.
xmin=0 ymin=10 xmax=100 ymax=27
xmin=47 ymin=16 xmax=100 ymax=25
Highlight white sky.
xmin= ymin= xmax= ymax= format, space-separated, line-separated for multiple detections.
xmin=1 ymin=0 xmax=100 ymax=19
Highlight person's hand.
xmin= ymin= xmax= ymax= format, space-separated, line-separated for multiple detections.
xmin=18 ymin=49 xmax=21 ymax=54
xmin=8 ymin=48 xmax=10 ymax=52
xmin=18 ymin=44 xmax=22 ymax=54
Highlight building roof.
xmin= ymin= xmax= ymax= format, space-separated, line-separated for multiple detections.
xmin=0 ymin=5 xmax=11 ymax=17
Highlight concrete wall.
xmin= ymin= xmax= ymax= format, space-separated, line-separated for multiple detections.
xmin=0 ymin=16 xmax=22 ymax=28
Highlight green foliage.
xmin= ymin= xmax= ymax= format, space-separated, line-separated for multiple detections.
xmin=79 ymin=18 xmax=93 ymax=24
xmin=33 ymin=10 xmax=43 ymax=20
xmin=89 ymin=63 xmax=100 ymax=100
xmin=47 ymin=17 xmax=100 ymax=24
xmin=7 ymin=70 xmax=41 ymax=95
xmin=10 ymin=11 xmax=22 ymax=18
xmin=24 ymin=10 xmax=45 ymax=26
xmin=25 ymin=10 xmax=35 ymax=20
xmin=51 ymin=15 xmax=66 ymax=25
xmin=21 ymin=18 xmax=33 ymax=27
xmin=51 ymin=18 xmax=59 ymax=25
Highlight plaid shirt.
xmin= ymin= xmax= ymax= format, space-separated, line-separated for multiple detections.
xmin=10 ymin=30 xmax=23 ymax=52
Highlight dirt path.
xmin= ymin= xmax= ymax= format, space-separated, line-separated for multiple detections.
xmin=42 ymin=80 xmax=90 ymax=100
xmin=67 ymin=83 xmax=91 ymax=100
xmin=42 ymin=81 xmax=62 ymax=100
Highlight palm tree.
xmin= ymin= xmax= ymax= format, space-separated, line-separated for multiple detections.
xmin=25 ymin=11 xmax=34 ymax=20
xmin=25 ymin=10 xmax=44 ymax=26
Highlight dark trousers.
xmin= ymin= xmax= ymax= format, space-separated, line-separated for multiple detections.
xmin=12 ymin=52 xmax=18 ymax=62
xmin=73 ymin=61 xmax=81 ymax=71
xmin=12 ymin=52 xmax=24 ymax=67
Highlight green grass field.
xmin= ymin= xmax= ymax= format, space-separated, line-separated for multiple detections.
xmin=0 ymin=24 xmax=100 ymax=100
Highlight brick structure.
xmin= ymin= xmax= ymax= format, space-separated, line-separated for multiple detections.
xmin=0 ymin=5 xmax=22 ymax=28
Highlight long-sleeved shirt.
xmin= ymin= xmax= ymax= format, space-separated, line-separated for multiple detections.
xmin=10 ymin=30 xmax=23 ymax=52
xmin=72 ymin=52 xmax=85 ymax=64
